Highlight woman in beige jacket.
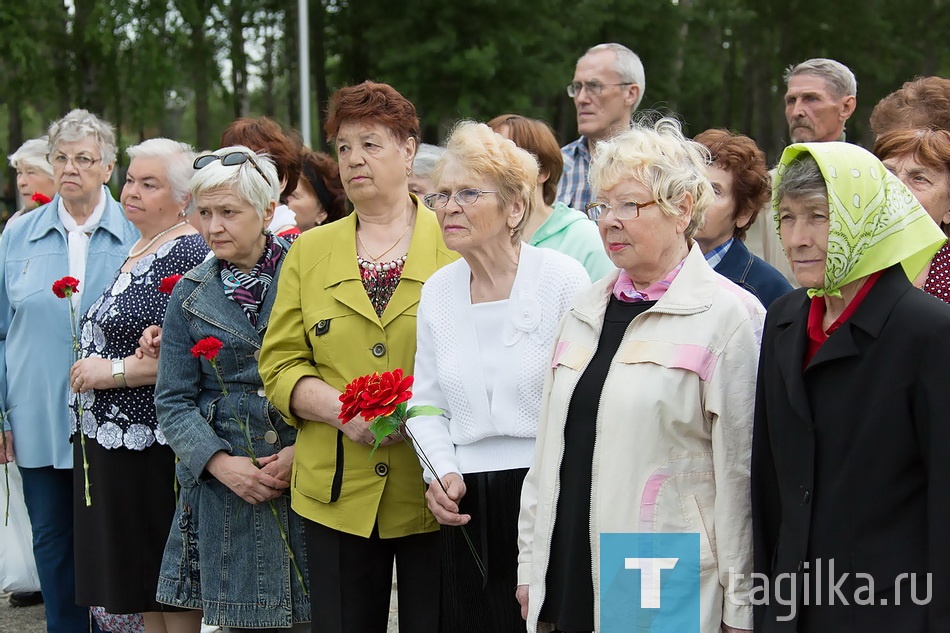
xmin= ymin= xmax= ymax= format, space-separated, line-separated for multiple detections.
xmin=516 ymin=118 xmax=765 ymax=633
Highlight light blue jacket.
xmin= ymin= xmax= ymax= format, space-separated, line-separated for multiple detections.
xmin=0 ymin=193 xmax=138 ymax=468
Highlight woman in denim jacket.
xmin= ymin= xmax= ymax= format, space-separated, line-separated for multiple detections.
xmin=152 ymin=146 xmax=308 ymax=632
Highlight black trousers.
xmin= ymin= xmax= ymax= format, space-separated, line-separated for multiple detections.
xmin=304 ymin=519 xmax=440 ymax=633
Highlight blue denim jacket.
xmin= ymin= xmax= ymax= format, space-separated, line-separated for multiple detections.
xmin=0 ymin=192 xmax=138 ymax=468
xmin=154 ymin=246 xmax=309 ymax=627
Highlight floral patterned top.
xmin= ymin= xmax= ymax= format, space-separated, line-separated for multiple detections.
xmin=70 ymin=234 xmax=209 ymax=450
xmin=359 ymin=255 xmax=406 ymax=317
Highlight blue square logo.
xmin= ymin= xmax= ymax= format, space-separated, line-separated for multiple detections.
xmin=600 ymin=532 xmax=700 ymax=632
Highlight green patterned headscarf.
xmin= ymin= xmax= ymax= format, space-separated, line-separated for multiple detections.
xmin=773 ymin=142 xmax=946 ymax=298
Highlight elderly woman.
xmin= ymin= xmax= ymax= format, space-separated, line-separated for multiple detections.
xmin=516 ymin=118 xmax=764 ymax=633
xmin=259 ymin=81 xmax=456 ymax=633
xmin=408 ymin=142 xmax=444 ymax=198
xmin=407 ymin=122 xmax=588 ymax=632
xmin=693 ymin=129 xmax=792 ymax=307
xmin=221 ymin=117 xmax=302 ymax=239
xmin=752 ymin=143 xmax=950 ymax=632
xmin=873 ymin=129 xmax=950 ymax=301
xmin=65 ymin=138 xmax=208 ymax=632
xmin=487 ymin=114 xmax=614 ymax=281
xmin=287 ymin=149 xmax=348 ymax=231
xmin=8 ymin=137 xmax=56 ymax=221
xmin=153 ymin=146 xmax=307 ymax=632
xmin=0 ymin=109 xmax=139 ymax=633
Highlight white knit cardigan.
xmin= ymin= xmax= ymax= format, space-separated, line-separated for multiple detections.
xmin=407 ymin=244 xmax=590 ymax=481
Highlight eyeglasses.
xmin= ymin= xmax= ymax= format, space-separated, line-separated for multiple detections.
xmin=48 ymin=153 xmax=101 ymax=170
xmin=194 ymin=152 xmax=271 ymax=186
xmin=585 ymin=199 xmax=657 ymax=222
xmin=566 ymin=81 xmax=634 ymax=98
xmin=423 ymin=188 xmax=497 ymax=210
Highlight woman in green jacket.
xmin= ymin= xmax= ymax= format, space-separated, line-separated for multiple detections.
xmin=259 ymin=81 xmax=456 ymax=633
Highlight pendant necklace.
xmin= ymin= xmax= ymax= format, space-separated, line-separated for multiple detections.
xmin=128 ymin=221 xmax=188 ymax=258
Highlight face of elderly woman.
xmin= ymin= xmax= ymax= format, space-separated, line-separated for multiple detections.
xmin=120 ymin=156 xmax=186 ymax=229
xmin=882 ymin=154 xmax=950 ymax=228
xmin=596 ymin=179 xmax=691 ymax=278
xmin=287 ymin=179 xmax=327 ymax=231
xmin=51 ymin=136 xmax=114 ymax=205
xmin=197 ymin=186 xmax=274 ymax=271
xmin=778 ymin=195 xmax=830 ymax=288
xmin=434 ymin=161 xmax=516 ymax=253
xmin=16 ymin=163 xmax=55 ymax=207
xmin=335 ymin=121 xmax=414 ymax=206
xmin=695 ymin=165 xmax=753 ymax=253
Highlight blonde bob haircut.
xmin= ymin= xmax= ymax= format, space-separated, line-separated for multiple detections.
xmin=190 ymin=145 xmax=280 ymax=220
xmin=434 ymin=121 xmax=539 ymax=244
xmin=589 ymin=116 xmax=713 ymax=240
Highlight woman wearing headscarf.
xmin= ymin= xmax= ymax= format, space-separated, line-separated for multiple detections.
xmin=408 ymin=121 xmax=588 ymax=633
xmin=0 ymin=109 xmax=139 ymax=633
xmin=517 ymin=118 xmax=764 ymax=633
xmin=154 ymin=146 xmax=308 ymax=632
xmin=259 ymin=81 xmax=457 ymax=633
xmin=67 ymin=138 xmax=208 ymax=633
xmin=7 ymin=137 xmax=56 ymax=223
xmin=287 ymin=149 xmax=349 ymax=231
xmin=752 ymin=142 xmax=950 ymax=632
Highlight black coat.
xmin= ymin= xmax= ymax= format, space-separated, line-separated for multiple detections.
xmin=752 ymin=264 xmax=950 ymax=633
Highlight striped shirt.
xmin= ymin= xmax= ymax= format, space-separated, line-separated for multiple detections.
xmin=556 ymin=137 xmax=595 ymax=219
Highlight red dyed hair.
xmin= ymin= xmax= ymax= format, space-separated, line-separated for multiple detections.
xmin=873 ymin=129 xmax=950 ymax=235
xmin=221 ymin=117 xmax=301 ymax=201
xmin=870 ymin=77 xmax=950 ymax=138
xmin=323 ymin=81 xmax=420 ymax=145
xmin=487 ymin=114 xmax=563 ymax=206
xmin=693 ymin=129 xmax=770 ymax=241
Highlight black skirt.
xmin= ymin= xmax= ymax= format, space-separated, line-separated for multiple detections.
xmin=73 ymin=436 xmax=183 ymax=614
xmin=440 ymin=467 xmax=528 ymax=633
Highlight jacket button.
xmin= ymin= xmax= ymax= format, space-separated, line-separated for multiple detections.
xmin=264 ymin=430 xmax=278 ymax=444
xmin=802 ymin=489 xmax=811 ymax=504
xmin=253 ymin=349 xmax=261 ymax=361
xmin=375 ymin=463 xmax=389 ymax=477
xmin=372 ymin=343 xmax=386 ymax=358
xmin=257 ymin=387 xmax=266 ymax=397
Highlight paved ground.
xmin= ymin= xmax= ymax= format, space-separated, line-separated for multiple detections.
xmin=0 ymin=591 xmax=399 ymax=633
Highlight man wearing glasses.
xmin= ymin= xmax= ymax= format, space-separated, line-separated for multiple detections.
xmin=557 ymin=43 xmax=645 ymax=220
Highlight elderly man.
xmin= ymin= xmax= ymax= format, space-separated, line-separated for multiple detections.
xmin=746 ymin=58 xmax=857 ymax=285
xmin=557 ymin=42 xmax=644 ymax=219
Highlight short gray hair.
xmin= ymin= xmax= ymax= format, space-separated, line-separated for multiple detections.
xmin=48 ymin=109 xmax=117 ymax=166
xmin=774 ymin=154 xmax=827 ymax=206
xmin=126 ymin=138 xmax=196 ymax=211
xmin=8 ymin=137 xmax=53 ymax=178
xmin=584 ymin=43 xmax=646 ymax=110
xmin=784 ymin=58 xmax=857 ymax=99
xmin=190 ymin=145 xmax=280 ymax=220
xmin=413 ymin=143 xmax=444 ymax=179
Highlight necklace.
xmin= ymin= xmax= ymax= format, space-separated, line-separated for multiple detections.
xmin=128 ymin=221 xmax=188 ymax=258
xmin=356 ymin=221 xmax=412 ymax=262
xmin=358 ymin=254 xmax=407 ymax=273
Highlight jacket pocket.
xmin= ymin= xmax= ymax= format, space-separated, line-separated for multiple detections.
xmin=293 ymin=424 xmax=343 ymax=504
xmin=686 ymin=493 xmax=718 ymax=573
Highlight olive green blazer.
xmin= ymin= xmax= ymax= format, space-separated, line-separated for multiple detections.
xmin=260 ymin=200 xmax=458 ymax=538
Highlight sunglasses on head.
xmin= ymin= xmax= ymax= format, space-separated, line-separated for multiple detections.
xmin=194 ymin=151 xmax=271 ymax=186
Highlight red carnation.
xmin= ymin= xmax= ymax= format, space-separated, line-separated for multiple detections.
xmin=190 ymin=336 xmax=223 ymax=361
xmin=158 ymin=275 xmax=183 ymax=294
xmin=31 ymin=192 xmax=52 ymax=206
xmin=52 ymin=276 xmax=81 ymax=299
xmin=338 ymin=369 xmax=413 ymax=424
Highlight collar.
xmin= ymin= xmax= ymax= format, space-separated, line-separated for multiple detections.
xmin=613 ymin=259 xmax=685 ymax=302
xmin=28 ymin=187 xmax=129 ymax=243
xmin=703 ymin=237 xmax=734 ymax=269
xmin=564 ymin=136 xmax=591 ymax=160
xmin=804 ymin=269 xmax=884 ymax=365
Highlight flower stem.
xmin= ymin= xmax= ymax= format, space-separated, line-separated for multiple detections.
xmin=400 ymin=425 xmax=487 ymax=580
xmin=1 ymin=414 xmax=10 ymax=526
xmin=69 ymin=301 xmax=92 ymax=506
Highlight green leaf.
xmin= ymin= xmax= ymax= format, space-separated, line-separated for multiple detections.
xmin=406 ymin=405 xmax=445 ymax=418
xmin=395 ymin=401 xmax=408 ymax=418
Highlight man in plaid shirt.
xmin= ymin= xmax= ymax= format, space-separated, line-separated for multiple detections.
xmin=557 ymin=43 xmax=645 ymax=220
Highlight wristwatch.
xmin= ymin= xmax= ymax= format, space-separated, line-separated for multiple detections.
xmin=112 ymin=358 xmax=127 ymax=388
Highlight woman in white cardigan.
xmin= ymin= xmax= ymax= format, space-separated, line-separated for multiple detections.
xmin=408 ymin=121 xmax=589 ymax=633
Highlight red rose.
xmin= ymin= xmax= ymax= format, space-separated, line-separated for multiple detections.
xmin=190 ymin=336 xmax=224 ymax=361
xmin=338 ymin=369 xmax=413 ymax=423
xmin=52 ymin=276 xmax=81 ymax=298
xmin=31 ymin=193 xmax=52 ymax=206
xmin=158 ymin=275 xmax=183 ymax=294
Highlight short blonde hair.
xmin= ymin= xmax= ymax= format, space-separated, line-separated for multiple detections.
xmin=190 ymin=146 xmax=280 ymax=220
xmin=589 ymin=116 xmax=712 ymax=239
xmin=434 ymin=121 xmax=539 ymax=244
xmin=8 ymin=137 xmax=53 ymax=178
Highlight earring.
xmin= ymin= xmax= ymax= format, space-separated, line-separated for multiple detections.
xmin=406 ymin=166 xmax=412 ymax=177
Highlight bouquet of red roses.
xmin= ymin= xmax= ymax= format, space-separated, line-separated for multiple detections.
xmin=339 ymin=370 xmax=486 ymax=579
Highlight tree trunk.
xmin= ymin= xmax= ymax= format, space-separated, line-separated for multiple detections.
xmin=230 ymin=0 xmax=248 ymax=119
xmin=284 ymin=1 xmax=299 ymax=128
